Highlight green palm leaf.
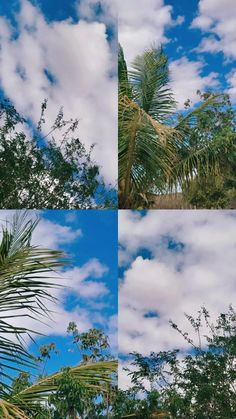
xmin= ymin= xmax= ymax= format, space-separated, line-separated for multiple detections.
xmin=0 ymin=212 xmax=66 ymax=395
xmin=2 ymin=360 xmax=117 ymax=418
xmin=172 ymin=94 xmax=225 ymax=185
xmin=129 ymin=46 xmax=176 ymax=120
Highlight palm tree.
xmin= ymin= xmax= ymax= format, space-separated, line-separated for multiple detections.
xmin=118 ymin=45 xmax=221 ymax=209
xmin=0 ymin=213 xmax=117 ymax=418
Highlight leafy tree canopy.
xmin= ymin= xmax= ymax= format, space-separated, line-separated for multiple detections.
xmin=0 ymin=100 xmax=116 ymax=209
xmin=181 ymin=91 xmax=236 ymax=208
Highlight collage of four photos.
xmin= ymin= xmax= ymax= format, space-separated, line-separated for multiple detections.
xmin=0 ymin=0 xmax=235 ymax=418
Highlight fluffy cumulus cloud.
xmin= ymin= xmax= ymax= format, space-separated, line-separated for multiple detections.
xmin=0 ymin=0 xmax=117 ymax=183
xmin=118 ymin=0 xmax=174 ymax=63
xmin=169 ymin=57 xmax=219 ymax=109
xmin=62 ymin=259 xmax=109 ymax=299
xmin=27 ymin=256 xmax=111 ymax=337
xmin=119 ymin=210 xmax=236 ymax=387
xmin=0 ymin=210 xmax=112 ymax=343
xmin=191 ymin=0 xmax=236 ymax=60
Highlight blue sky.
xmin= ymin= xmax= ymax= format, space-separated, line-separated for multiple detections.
xmin=118 ymin=210 xmax=236 ymax=388
xmin=34 ymin=210 xmax=118 ymax=375
xmin=0 ymin=209 xmax=117 ymax=377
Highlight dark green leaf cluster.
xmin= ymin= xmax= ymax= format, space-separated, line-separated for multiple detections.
xmin=181 ymin=92 xmax=236 ymax=208
xmin=112 ymin=388 xmax=162 ymax=418
xmin=67 ymin=324 xmax=111 ymax=363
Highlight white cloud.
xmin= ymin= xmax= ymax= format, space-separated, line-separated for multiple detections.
xmin=0 ymin=0 xmax=117 ymax=183
xmin=21 ymin=258 xmax=109 ymax=338
xmin=33 ymin=219 xmax=82 ymax=248
xmin=169 ymin=57 xmax=219 ymax=109
xmin=64 ymin=211 xmax=79 ymax=224
xmin=191 ymin=0 xmax=236 ymax=60
xmin=62 ymin=259 xmax=109 ymax=298
xmin=227 ymin=70 xmax=236 ymax=102
xmin=36 ymin=258 xmax=110 ymax=336
xmin=174 ymin=15 xmax=185 ymax=26
xmin=119 ymin=210 xmax=236 ymax=387
xmin=0 ymin=210 xmax=82 ymax=249
xmin=118 ymin=0 xmax=173 ymax=63
xmin=77 ymin=0 xmax=117 ymax=27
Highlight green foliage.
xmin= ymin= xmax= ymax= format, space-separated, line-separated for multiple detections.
xmin=112 ymin=388 xmax=162 ymax=418
xmin=8 ymin=361 xmax=117 ymax=419
xmin=11 ymin=373 xmax=31 ymax=396
xmin=49 ymin=367 xmax=89 ymax=418
xmin=7 ymin=326 xmax=117 ymax=418
xmin=181 ymin=92 xmax=236 ymax=208
xmin=67 ymin=323 xmax=110 ymax=363
xmin=0 ymin=100 xmax=116 ymax=209
xmin=183 ymin=175 xmax=228 ymax=208
xmin=119 ymin=45 xmax=177 ymax=209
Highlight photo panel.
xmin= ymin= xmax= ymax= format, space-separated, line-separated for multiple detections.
xmin=0 ymin=209 xmax=118 ymax=415
xmin=119 ymin=210 xmax=236 ymax=417
xmin=0 ymin=0 xmax=117 ymax=209
xmin=0 ymin=0 xmax=235 ymax=417
xmin=118 ymin=0 xmax=236 ymax=209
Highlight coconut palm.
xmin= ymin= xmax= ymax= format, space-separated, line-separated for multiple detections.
xmin=118 ymin=45 xmax=221 ymax=209
xmin=0 ymin=213 xmax=117 ymax=418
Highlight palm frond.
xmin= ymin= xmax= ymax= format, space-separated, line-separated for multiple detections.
xmin=119 ymin=95 xmax=180 ymax=206
xmin=7 ymin=360 xmax=117 ymax=415
xmin=175 ymin=93 xmax=224 ymax=131
xmin=172 ymin=94 xmax=225 ymax=185
xmin=0 ymin=400 xmax=29 ymax=419
xmin=118 ymin=45 xmax=225 ymax=208
xmin=118 ymin=44 xmax=132 ymax=98
xmin=0 ymin=212 xmax=67 ymax=394
xmin=129 ymin=46 xmax=176 ymax=121
xmin=118 ymin=46 xmax=179 ymax=208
